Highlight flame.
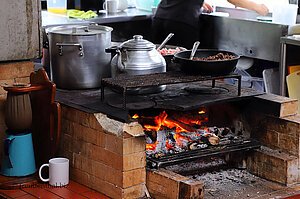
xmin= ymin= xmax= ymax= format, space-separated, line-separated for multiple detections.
xmin=146 ymin=141 xmax=158 ymax=150
xmin=198 ymin=110 xmax=205 ymax=114
xmin=132 ymin=114 xmax=139 ymax=119
xmin=131 ymin=109 xmax=215 ymax=151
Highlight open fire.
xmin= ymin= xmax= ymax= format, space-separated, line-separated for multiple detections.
xmin=131 ymin=109 xmax=237 ymax=156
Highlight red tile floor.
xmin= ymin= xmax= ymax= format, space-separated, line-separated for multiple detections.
xmin=1 ymin=179 xmax=300 ymax=199
xmin=0 ymin=180 xmax=110 ymax=199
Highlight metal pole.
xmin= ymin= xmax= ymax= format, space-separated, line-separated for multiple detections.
xmin=279 ymin=42 xmax=287 ymax=96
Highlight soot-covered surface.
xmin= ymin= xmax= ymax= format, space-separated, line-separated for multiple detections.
xmin=166 ymin=158 xmax=285 ymax=199
xmin=56 ymin=80 xmax=263 ymax=122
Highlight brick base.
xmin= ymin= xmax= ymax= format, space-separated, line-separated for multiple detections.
xmin=59 ymin=105 xmax=146 ymax=199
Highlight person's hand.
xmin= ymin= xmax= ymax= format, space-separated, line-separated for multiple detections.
xmin=255 ymin=4 xmax=269 ymax=15
xmin=202 ymin=2 xmax=214 ymax=13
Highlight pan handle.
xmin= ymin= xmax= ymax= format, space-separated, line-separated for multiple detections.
xmin=105 ymin=46 xmax=121 ymax=53
xmin=56 ymin=43 xmax=83 ymax=56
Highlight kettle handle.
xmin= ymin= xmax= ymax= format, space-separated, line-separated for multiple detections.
xmin=105 ymin=46 xmax=120 ymax=53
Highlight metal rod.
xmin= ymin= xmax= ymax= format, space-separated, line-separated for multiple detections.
xmin=123 ymin=88 xmax=127 ymax=110
xmin=147 ymin=140 xmax=260 ymax=169
xmin=279 ymin=43 xmax=287 ymax=96
xmin=101 ymin=85 xmax=105 ymax=101
xmin=237 ymin=75 xmax=241 ymax=96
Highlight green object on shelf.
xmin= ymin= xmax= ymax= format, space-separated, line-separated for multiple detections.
xmin=256 ymin=16 xmax=272 ymax=22
xmin=67 ymin=9 xmax=98 ymax=19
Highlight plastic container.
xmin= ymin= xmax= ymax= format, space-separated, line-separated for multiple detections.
xmin=272 ymin=3 xmax=298 ymax=25
xmin=47 ymin=0 xmax=67 ymax=14
xmin=226 ymin=68 xmax=265 ymax=92
xmin=136 ymin=0 xmax=161 ymax=11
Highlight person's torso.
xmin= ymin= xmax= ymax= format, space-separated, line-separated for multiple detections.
xmin=154 ymin=0 xmax=204 ymax=27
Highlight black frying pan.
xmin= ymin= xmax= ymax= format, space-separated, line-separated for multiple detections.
xmin=173 ymin=49 xmax=240 ymax=76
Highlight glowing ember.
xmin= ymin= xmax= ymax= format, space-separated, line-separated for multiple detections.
xmin=132 ymin=109 xmax=219 ymax=152
xmin=146 ymin=141 xmax=158 ymax=150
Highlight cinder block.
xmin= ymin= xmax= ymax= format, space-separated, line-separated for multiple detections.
xmin=251 ymin=114 xmax=300 ymax=156
xmin=89 ymin=113 xmax=103 ymax=130
xmin=179 ymin=179 xmax=204 ymax=199
xmin=89 ymin=144 xmax=146 ymax=171
xmin=70 ymin=167 xmax=90 ymax=188
xmin=123 ymin=136 xmax=146 ymax=155
xmin=106 ymin=134 xmax=146 ymax=155
xmin=0 ymin=79 xmax=14 ymax=95
xmin=123 ymin=152 xmax=146 ymax=171
xmin=106 ymin=166 xmax=146 ymax=188
xmin=90 ymin=159 xmax=107 ymax=180
xmin=247 ymin=146 xmax=298 ymax=185
xmin=0 ymin=61 xmax=34 ymax=80
xmin=106 ymin=133 xmax=123 ymax=154
xmin=72 ymin=139 xmax=90 ymax=156
xmin=89 ymin=144 xmax=123 ymax=170
xmin=14 ymin=76 xmax=30 ymax=84
xmin=89 ymin=176 xmax=145 ymax=199
xmin=73 ymin=153 xmax=92 ymax=174
xmin=253 ymin=94 xmax=298 ymax=117
xmin=62 ymin=133 xmax=73 ymax=152
xmin=0 ymin=95 xmax=6 ymax=112
xmin=122 ymin=184 xmax=145 ymax=199
xmin=147 ymin=169 xmax=203 ymax=199
xmin=278 ymin=133 xmax=299 ymax=156
xmin=73 ymin=122 xmax=106 ymax=148
xmin=61 ymin=105 xmax=91 ymax=128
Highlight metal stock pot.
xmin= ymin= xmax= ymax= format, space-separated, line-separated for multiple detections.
xmin=48 ymin=24 xmax=113 ymax=89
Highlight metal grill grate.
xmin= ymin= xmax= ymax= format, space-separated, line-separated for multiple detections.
xmin=101 ymin=72 xmax=242 ymax=110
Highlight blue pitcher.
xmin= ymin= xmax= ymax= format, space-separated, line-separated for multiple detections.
xmin=1 ymin=132 xmax=36 ymax=176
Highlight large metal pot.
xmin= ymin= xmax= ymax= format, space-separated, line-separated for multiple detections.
xmin=48 ymin=24 xmax=113 ymax=89
xmin=106 ymin=35 xmax=166 ymax=94
xmin=173 ymin=49 xmax=240 ymax=76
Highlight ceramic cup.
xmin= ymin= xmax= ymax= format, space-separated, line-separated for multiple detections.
xmin=103 ymin=0 xmax=118 ymax=13
xmin=39 ymin=157 xmax=69 ymax=187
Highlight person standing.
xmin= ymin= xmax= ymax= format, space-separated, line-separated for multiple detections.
xmin=152 ymin=0 xmax=269 ymax=49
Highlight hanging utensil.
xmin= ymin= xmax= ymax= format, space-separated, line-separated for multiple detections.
xmin=157 ymin=33 xmax=175 ymax=50
xmin=189 ymin=41 xmax=200 ymax=60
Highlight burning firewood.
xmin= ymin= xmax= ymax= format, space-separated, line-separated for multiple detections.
xmin=178 ymin=131 xmax=220 ymax=145
xmin=208 ymin=136 xmax=220 ymax=145
xmin=188 ymin=142 xmax=208 ymax=150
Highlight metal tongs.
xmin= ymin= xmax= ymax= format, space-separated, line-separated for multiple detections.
xmin=189 ymin=41 xmax=200 ymax=60
xmin=157 ymin=33 xmax=175 ymax=50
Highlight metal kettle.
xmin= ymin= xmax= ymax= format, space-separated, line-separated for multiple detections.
xmin=106 ymin=35 xmax=166 ymax=94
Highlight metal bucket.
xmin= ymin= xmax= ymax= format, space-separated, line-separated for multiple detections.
xmin=48 ymin=24 xmax=113 ymax=89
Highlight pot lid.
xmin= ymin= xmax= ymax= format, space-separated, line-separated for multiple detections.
xmin=47 ymin=24 xmax=113 ymax=36
xmin=120 ymin=35 xmax=155 ymax=50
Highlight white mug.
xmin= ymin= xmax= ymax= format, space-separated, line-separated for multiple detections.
xmin=39 ymin=157 xmax=69 ymax=187
xmin=103 ymin=0 xmax=118 ymax=13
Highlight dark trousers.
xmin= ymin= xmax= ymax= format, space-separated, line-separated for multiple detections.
xmin=152 ymin=18 xmax=199 ymax=49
